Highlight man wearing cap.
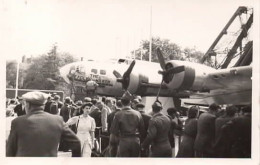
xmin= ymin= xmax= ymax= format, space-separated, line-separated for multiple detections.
xmin=194 ymin=103 xmax=220 ymax=157
xmin=83 ymin=97 xmax=92 ymax=104
xmin=6 ymin=91 xmax=81 ymax=157
xmin=110 ymin=91 xmax=145 ymax=157
xmin=131 ymin=98 xmax=140 ymax=110
xmin=141 ymin=101 xmax=172 ymax=157
xmin=136 ymin=102 xmax=151 ymax=157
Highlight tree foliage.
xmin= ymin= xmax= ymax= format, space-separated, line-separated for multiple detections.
xmin=6 ymin=44 xmax=78 ymax=90
xmin=131 ymin=37 xmax=212 ymax=65
xmin=6 ymin=60 xmax=18 ymax=88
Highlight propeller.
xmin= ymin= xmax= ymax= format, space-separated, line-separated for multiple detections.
xmin=113 ymin=60 xmax=136 ymax=91
xmin=155 ymin=47 xmax=185 ymax=100
xmin=156 ymin=48 xmax=185 ymax=83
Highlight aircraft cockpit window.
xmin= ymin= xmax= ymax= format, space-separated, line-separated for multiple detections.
xmin=100 ymin=69 xmax=106 ymax=75
xmin=91 ymin=69 xmax=98 ymax=74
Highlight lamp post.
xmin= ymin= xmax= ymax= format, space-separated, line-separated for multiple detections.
xmin=15 ymin=60 xmax=20 ymax=99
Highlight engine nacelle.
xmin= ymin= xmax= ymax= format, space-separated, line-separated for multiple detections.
xmin=164 ymin=60 xmax=216 ymax=91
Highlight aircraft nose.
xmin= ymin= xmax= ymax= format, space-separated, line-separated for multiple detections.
xmin=59 ymin=64 xmax=71 ymax=84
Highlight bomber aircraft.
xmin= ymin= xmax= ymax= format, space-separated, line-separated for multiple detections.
xmin=59 ymin=48 xmax=252 ymax=107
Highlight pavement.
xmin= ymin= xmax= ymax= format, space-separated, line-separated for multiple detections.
xmin=58 ymin=151 xmax=72 ymax=157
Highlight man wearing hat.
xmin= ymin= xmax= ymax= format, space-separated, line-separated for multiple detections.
xmin=141 ymin=100 xmax=172 ymax=157
xmin=110 ymin=91 xmax=145 ymax=157
xmin=194 ymin=103 xmax=220 ymax=157
xmin=136 ymin=102 xmax=151 ymax=157
xmin=83 ymin=97 xmax=92 ymax=104
xmin=6 ymin=91 xmax=81 ymax=157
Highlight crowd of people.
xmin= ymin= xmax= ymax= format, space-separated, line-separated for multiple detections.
xmin=5 ymin=91 xmax=251 ymax=158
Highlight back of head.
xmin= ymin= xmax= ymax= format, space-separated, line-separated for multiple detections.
xmin=209 ymin=103 xmax=220 ymax=112
xmin=91 ymin=98 xmax=98 ymax=105
xmin=242 ymin=105 xmax=251 ymax=113
xmin=121 ymin=91 xmax=133 ymax=106
xmin=188 ymin=106 xmax=198 ymax=118
xmin=116 ymin=100 xmax=123 ymax=109
xmin=53 ymin=95 xmax=60 ymax=101
xmin=102 ymin=96 xmax=106 ymax=103
xmin=96 ymin=101 xmax=104 ymax=109
xmin=152 ymin=101 xmax=162 ymax=113
xmin=105 ymin=98 xmax=112 ymax=105
xmin=64 ymin=97 xmax=71 ymax=104
xmin=226 ymin=105 xmax=237 ymax=117
xmin=167 ymin=107 xmax=177 ymax=116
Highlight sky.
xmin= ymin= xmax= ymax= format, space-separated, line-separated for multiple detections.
xmin=0 ymin=0 xmax=256 ymax=61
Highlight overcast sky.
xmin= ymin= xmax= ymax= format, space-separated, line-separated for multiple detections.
xmin=1 ymin=0 xmax=256 ymax=61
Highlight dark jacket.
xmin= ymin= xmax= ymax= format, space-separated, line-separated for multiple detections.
xmin=139 ymin=111 xmax=151 ymax=143
xmin=194 ymin=112 xmax=216 ymax=156
xmin=89 ymin=107 xmax=102 ymax=127
xmin=6 ymin=109 xmax=81 ymax=157
xmin=177 ymin=118 xmax=198 ymax=157
xmin=220 ymin=114 xmax=251 ymax=158
xmin=142 ymin=112 xmax=172 ymax=157
xmin=14 ymin=104 xmax=26 ymax=116
xmin=60 ymin=104 xmax=71 ymax=122
xmin=107 ymin=109 xmax=121 ymax=134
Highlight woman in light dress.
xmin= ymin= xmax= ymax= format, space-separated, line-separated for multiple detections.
xmin=66 ymin=102 xmax=96 ymax=157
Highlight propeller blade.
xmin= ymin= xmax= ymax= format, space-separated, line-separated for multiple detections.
xmin=166 ymin=66 xmax=185 ymax=75
xmin=115 ymin=60 xmax=136 ymax=90
xmin=156 ymin=48 xmax=166 ymax=70
xmin=113 ymin=70 xmax=122 ymax=78
xmin=124 ymin=60 xmax=136 ymax=77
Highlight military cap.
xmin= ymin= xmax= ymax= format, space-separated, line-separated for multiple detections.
xmin=53 ymin=95 xmax=60 ymax=100
xmin=132 ymin=99 xmax=140 ymax=104
xmin=22 ymin=91 xmax=49 ymax=105
xmin=76 ymin=100 xmax=83 ymax=106
xmin=152 ymin=101 xmax=162 ymax=111
xmin=136 ymin=103 xmax=145 ymax=108
xmin=121 ymin=91 xmax=133 ymax=101
xmin=84 ymin=97 xmax=92 ymax=102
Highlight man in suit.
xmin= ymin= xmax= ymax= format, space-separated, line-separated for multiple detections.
xmin=194 ymin=103 xmax=220 ymax=157
xmin=6 ymin=91 xmax=81 ymax=157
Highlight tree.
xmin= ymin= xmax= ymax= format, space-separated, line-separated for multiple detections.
xmin=131 ymin=37 xmax=212 ymax=66
xmin=23 ymin=44 xmax=78 ymax=90
xmin=6 ymin=60 xmax=17 ymax=88
xmin=132 ymin=37 xmax=182 ymax=62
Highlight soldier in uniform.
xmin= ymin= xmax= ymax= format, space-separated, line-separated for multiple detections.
xmin=110 ymin=91 xmax=145 ymax=157
xmin=194 ymin=103 xmax=220 ymax=157
xmin=135 ymin=103 xmax=151 ymax=157
xmin=141 ymin=101 xmax=172 ymax=157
